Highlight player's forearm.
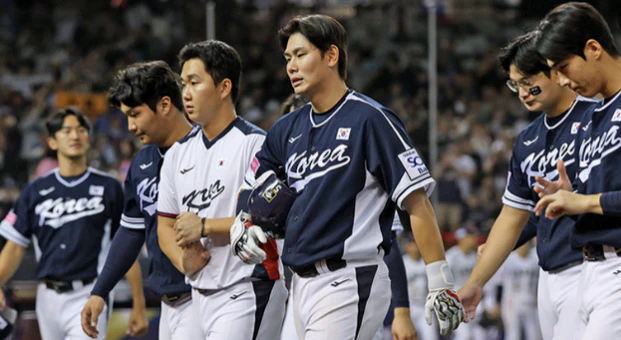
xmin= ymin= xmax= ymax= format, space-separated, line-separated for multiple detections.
xmin=158 ymin=217 xmax=184 ymax=273
xmin=125 ymin=261 xmax=146 ymax=309
xmin=0 ymin=241 xmax=26 ymax=286
xmin=205 ymin=217 xmax=236 ymax=236
xmin=403 ymin=190 xmax=445 ymax=264
xmin=468 ymin=206 xmax=530 ymax=286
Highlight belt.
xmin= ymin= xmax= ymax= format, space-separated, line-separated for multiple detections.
xmin=583 ymin=244 xmax=621 ymax=262
xmin=547 ymin=260 xmax=582 ymax=274
xmin=161 ymin=292 xmax=192 ymax=306
xmin=290 ymin=258 xmax=347 ymax=278
xmin=43 ymin=277 xmax=95 ymax=294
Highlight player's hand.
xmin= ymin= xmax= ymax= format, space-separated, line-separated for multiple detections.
xmin=424 ymin=260 xmax=464 ymax=335
xmin=392 ymin=307 xmax=418 ymax=340
xmin=174 ymin=212 xmax=203 ymax=247
xmin=457 ymin=282 xmax=483 ymax=323
xmin=181 ymin=241 xmax=211 ymax=276
xmin=477 ymin=243 xmax=486 ymax=259
xmin=535 ymin=190 xmax=594 ymax=219
xmin=81 ymin=295 xmax=105 ymax=338
xmin=425 ymin=289 xmax=464 ymax=335
xmin=534 ymin=160 xmax=573 ymax=197
xmin=230 ymin=212 xmax=267 ymax=264
xmin=127 ymin=304 xmax=149 ymax=337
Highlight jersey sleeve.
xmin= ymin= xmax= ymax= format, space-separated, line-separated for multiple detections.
xmin=502 ymin=144 xmax=535 ymax=212
xmin=244 ymin=126 xmax=283 ymax=187
xmin=0 ymin=186 xmax=32 ymax=247
xmin=157 ymin=146 xmax=180 ymax=218
xmin=109 ymin=179 xmax=124 ymax=237
xmin=365 ymin=108 xmax=435 ymax=210
xmin=120 ymin=163 xmax=146 ymax=230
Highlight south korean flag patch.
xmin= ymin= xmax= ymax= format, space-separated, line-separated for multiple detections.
xmin=613 ymin=109 xmax=621 ymax=122
xmin=398 ymin=148 xmax=429 ymax=180
xmin=571 ymin=122 xmax=580 ymax=134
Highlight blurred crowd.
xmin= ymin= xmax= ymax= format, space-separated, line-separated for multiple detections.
xmin=0 ymin=0 xmax=619 ymax=236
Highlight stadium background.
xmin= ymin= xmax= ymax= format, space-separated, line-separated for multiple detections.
xmin=0 ymin=0 xmax=619 ymax=339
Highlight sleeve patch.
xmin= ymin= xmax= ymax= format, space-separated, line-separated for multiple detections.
xmin=398 ymin=149 xmax=428 ymax=180
xmin=3 ymin=211 xmax=16 ymax=225
xmin=250 ymin=157 xmax=260 ymax=174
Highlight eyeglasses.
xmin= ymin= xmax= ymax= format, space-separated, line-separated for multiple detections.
xmin=506 ymin=78 xmax=534 ymax=93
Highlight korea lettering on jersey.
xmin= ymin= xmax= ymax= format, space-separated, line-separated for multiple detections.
xmin=157 ymin=118 xmax=279 ymax=290
xmin=0 ymin=168 xmax=123 ymax=281
xmin=121 ymin=138 xmax=197 ymax=297
xmin=503 ymin=98 xmax=596 ymax=269
xmin=248 ymin=91 xmax=435 ymax=268
xmin=571 ymin=92 xmax=621 ymax=247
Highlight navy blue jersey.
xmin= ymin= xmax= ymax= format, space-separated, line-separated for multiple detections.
xmin=572 ymin=91 xmax=621 ymax=247
xmin=120 ymin=128 xmax=199 ymax=296
xmin=504 ymin=97 xmax=597 ymax=271
xmin=249 ymin=90 xmax=435 ymax=267
xmin=0 ymin=168 xmax=123 ymax=280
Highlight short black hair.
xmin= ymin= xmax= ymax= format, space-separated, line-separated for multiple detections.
xmin=46 ymin=108 xmax=91 ymax=137
xmin=178 ymin=40 xmax=242 ymax=103
xmin=278 ymin=14 xmax=348 ymax=81
xmin=537 ymin=2 xmax=620 ymax=64
xmin=499 ymin=31 xmax=550 ymax=77
xmin=108 ymin=60 xmax=184 ymax=113
xmin=280 ymin=94 xmax=308 ymax=116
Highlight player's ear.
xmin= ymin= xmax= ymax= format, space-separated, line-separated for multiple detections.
xmin=158 ymin=96 xmax=172 ymax=116
xmin=47 ymin=136 xmax=58 ymax=151
xmin=326 ymin=44 xmax=339 ymax=68
xmin=584 ymin=39 xmax=602 ymax=61
xmin=219 ymin=79 xmax=233 ymax=101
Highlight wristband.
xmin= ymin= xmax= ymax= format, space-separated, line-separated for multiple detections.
xmin=426 ymin=260 xmax=455 ymax=291
xmin=201 ymin=218 xmax=206 ymax=238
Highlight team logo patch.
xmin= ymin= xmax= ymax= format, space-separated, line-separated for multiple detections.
xmin=571 ymin=122 xmax=581 ymax=135
xmin=336 ymin=128 xmax=351 ymax=140
xmin=613 ymin=109 xmax=621 ymax=122
xmin=398 ymin=148 xmax=428 ymax=180
xmin=262 ymin=182 xmax=282 ymax=203
xmin=89 ymin=185 xmax=105 ymax=196
xmin=3 ymin=211 xmax=17 ymax=225
xmin=217 ymin=158 xmax=226 ymax=168
xmin=250 ymin=157 xmax=260 ymax=174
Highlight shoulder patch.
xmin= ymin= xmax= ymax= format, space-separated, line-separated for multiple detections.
xmin=398 ymin=149 xmax=428 ymax=180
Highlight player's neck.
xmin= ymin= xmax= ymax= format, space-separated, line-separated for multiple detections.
xmin=160 ymin=111 xmax=193 ymax=148
xmin=546 ymin=90 xmax=576 ymax=117
xmin=599 ymin=57 xmax=621 ymax=98
xmin=201 ymin=102 xmax=237 ymax=141
xmin=57 ymin=155 xmax=87 ymax=177
xmin=309 ymin=80 xmax=348 ymax=113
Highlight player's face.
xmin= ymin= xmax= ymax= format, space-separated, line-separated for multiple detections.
xmin=284 ymin=33 xmax=329 ymax=96
xmin=181 ymin=58 xmax=222 ymax=126
xmin=547 ymin=55 xmax=601 ymax=98
xmin=121 ymin=103 xmax=164 ymax=145
xmin=48 ymin=115 xmax=90 ymax=159
xmin=508 ymin=65 xmax=545 ymax=112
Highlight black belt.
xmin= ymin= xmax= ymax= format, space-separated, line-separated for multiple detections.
xmin=583 ymin=244 xmax=621 ymax=262
xmin=161 ymin=292 xmax=192 ymax=306
xmin=548 ymin=260 xmax=582 ymax=274
xmin=43 ymin=277 xmax=95 ymax=294
xmin=290 ymin=258 xmax=347 ymax=278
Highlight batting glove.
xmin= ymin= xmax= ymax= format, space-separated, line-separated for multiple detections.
xmin=230 ymin=212 xmax=267 ymax=264
xmin=424 ymin=260 xmax=465 ymax=335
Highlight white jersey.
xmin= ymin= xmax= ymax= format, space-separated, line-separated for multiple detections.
xmin=445 ymin=246 xmax=477 ymax=289
xmin=502 ymin=250 xmax=539 ymax=307
xmin=402 ymin=254 xmax=427 ymax=306
xmin=157 ymin=118 xmax=278 ymax=290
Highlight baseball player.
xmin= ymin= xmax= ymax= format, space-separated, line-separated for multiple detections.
xmin=446 ymin=228 xmax=481 ymax=340
xmin=458 ymin=30 xmax=597 ymax=340
xmin=80 ymin=61 xmax=202 ymax=339
xmin=500 ymin=242 xmax=541 ymax=340
xmin=157 ymin=40 xmax=287 ymax=340
xmin=231 ymin=14 xmax=464 ymax=340
xmin=402 ymin=235 xmax=439 ymax=340
xmin=0 ymin=108 xmax=146 ymax=339
xmin=534 ymin=3 xmax=621 ymax=339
